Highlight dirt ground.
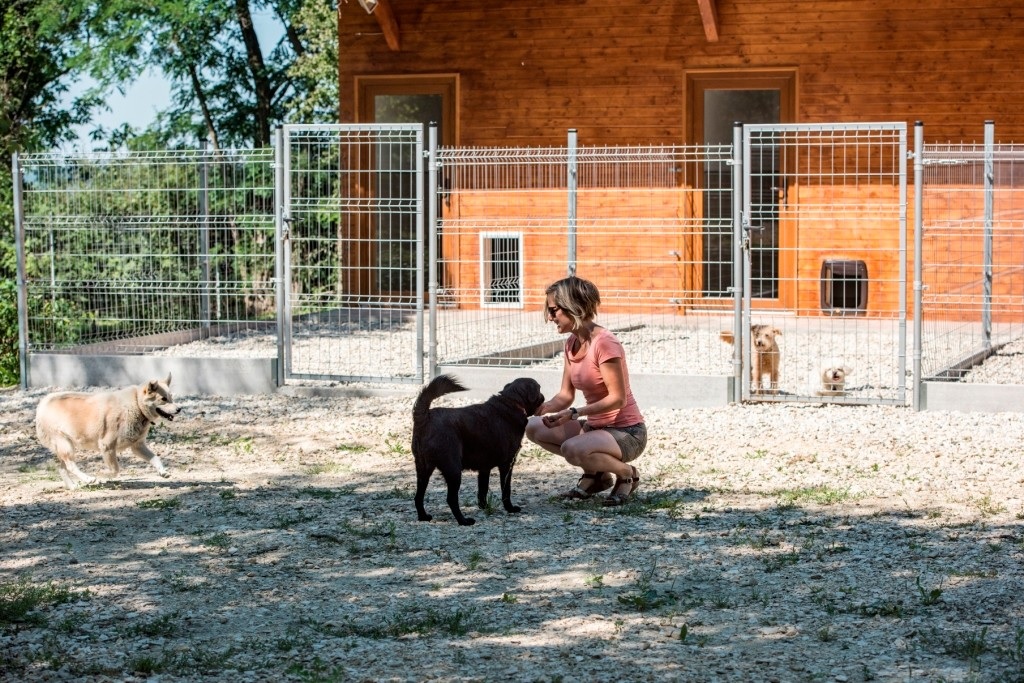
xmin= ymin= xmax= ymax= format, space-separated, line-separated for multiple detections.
xmin=2 ymin=383 xmax=1024 ymax=682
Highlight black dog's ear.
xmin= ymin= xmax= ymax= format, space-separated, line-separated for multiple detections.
xmin=512 ymin=379 xmax=544 ymax=412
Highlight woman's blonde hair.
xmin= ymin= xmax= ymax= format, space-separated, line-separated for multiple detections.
xmin=545 ymin=276 xmax=601 ymax=330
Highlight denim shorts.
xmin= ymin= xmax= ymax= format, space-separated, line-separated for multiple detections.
xmin=581 ymin=421 xmax=647 ymax=463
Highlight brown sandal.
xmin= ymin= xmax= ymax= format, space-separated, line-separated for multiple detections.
xmin=559 ymin=471 xmax=614 ymax=499
xmin=602 ymin=466 xmax=640 ymax=507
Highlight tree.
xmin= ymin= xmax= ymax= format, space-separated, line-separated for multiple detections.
xmin=1 ymin=0 xmax=102 ymax=384
xmin=84 ymin=0 xmax=337 ymax=150
xmin=287 ymin=0 xmax=338 ymax=123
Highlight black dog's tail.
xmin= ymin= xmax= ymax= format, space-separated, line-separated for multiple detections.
xmin=413 ymin=374 xmax=468 ymax=428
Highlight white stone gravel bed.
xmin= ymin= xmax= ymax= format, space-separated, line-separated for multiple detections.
xmin=2 ymin=382 xmax=1024 ymax=682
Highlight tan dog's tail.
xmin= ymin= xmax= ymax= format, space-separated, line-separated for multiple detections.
xmin=719 ymin=331 xmax=736 ymax=345
xmin=413 ymin=374 xmax=468 ymax=428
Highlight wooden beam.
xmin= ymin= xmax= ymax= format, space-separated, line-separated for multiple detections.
xmin=372 ymin=0 xmax=401 ymax=51
xmin=696 ymin=0 xmax=719 ymax=42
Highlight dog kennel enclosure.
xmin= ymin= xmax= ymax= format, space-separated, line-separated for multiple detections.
xmin=13 ymin=122 xmax=1024 ymax=410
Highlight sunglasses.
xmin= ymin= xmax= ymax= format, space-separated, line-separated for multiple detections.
xmin=546 ymin=306 xmax=561 ymax=318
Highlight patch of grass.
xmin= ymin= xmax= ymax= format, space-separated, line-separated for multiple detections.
xmin=202 ymin=532 xmax=232 ymax=550
xmin=232 ymin=436 xmax=255 ymax=454
xmin=15 ymin=464 xmax=57 ymax=482
xmin=707 ymin=593 xmax=734 ymax=609
xmin=857 ymin=600 xmax=905 ymax=618
xmin=339 ymin=518 xmax=397 ymax=543
xmin=313 ymin=519 xmax=400 ymax=555
xmin=916 ymin=575 xmax=944 ymax=606
xmin=125 ymin=646 xmax=239 ymax=677
xmin=286 ymin=656 xmax=346 ymax=682
xmin=54 ymin=611 xmax=90 ymax=633
xmin=941 ymin=626 xmax=990 ymax=663
xmin=466 ymin=550 xmax=485 ymax=570
xmin=124 ymin=612 xmax=180 ymax=638
xmin=305 ymin=462 xmax=345 ymax=476
xmin=776 ymin=485 xmax=851 ymax=506
xmin=975 ymin=494 xmax=1006 ymax=517
xmin=127 ymin=655 xmax=167 ymax=675
xmin=166 ymin=570 xmax=208 ymax=593
xmin=762 ymin=551 xmax=801 ymax=573
xmin=384 ymin=433 xmax=409 ymax=456
xmin=274 ymin=633 xmax=311 ymax=652
xmin=336 ymin=443 xmax=369 ymax=454
xmin=305 ymin=606 xmax=484 ymax=639
xmin=137 ymin=497 xmax=181 ymax=510
xmin=482 ymin=493 xmax=499 ymax=516
xmin=0 ymin=578 xmax=90 ymax=627
xmin=299 ymin=486 xmax=355 ymax=499
xmin=617 ymin=562 xmax=678 ymax=612
xmin=271 ymin=512 xmax=317 ymax=529
xmin=500 ymin=592 xmax=517 ymax=604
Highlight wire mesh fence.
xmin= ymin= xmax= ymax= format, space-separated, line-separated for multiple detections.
xmin=733 ymin=123 xmax=909 ymax=405
xmin=13 ymin=122 xmax=1024 ymax=405
xmin=433 ymin=141 xmax=736 ymax=377
xmin=16 ymin=148 xmax=277 ymax=355
xmin=279 ymin=124 xmax=425 ymax=383
xmin=919 ymin=130 xmax=1024 ymax=385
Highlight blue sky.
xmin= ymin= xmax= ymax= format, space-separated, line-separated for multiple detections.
xmin=61 ymin=10 xmax=284 ymax=151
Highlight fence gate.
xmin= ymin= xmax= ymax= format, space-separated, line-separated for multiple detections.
xmin=735 ymin=122 xmax=909 ymax=405
xmin=277 ymin=124 xmax=425 ymax=384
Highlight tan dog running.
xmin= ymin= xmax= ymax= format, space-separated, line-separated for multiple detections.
xmin=35 ymin=374 xmax=180 ymax=489
xmin=720 ymin=325 xmax=783 ymax=394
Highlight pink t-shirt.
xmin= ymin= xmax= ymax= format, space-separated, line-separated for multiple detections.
xmin=565 ymin=327 xmax=644 ymax=428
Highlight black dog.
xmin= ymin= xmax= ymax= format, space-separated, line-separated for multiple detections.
xmin=412 ymin=374 xmax=545 ymax=526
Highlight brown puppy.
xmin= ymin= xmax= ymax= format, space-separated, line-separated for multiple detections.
xmin=412 ymin=374 xmax=544 ymax=526
xmin=35 ymin=375 xmax=181 ymax=489
xmin=720 ymin=325 xmax=783 ymax=394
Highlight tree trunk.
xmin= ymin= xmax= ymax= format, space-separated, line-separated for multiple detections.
xmin=233 ymin=0 xmax=272 ymax=147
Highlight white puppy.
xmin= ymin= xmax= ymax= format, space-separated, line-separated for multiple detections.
xmin=813 ymin=358 xmax=852 ymax=396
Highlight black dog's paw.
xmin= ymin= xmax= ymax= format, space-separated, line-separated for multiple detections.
xmin=418 ymin=513 xmax=433 ymax=522
xmin=458 ymin=517 xmax=476 ymax=526
xmin=505 ymin=504 xmax=522 ymax=514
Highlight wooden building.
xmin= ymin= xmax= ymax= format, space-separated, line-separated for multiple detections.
xmin=336 ymin=1 xmax=1024 ymax=317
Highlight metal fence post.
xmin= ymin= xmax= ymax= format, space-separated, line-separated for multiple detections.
xmin=739 ymin=124 xmax=753 ymax=402
xmin=428 ymin=123 xmax=439 ymax=381
xmin=898 ymin=123 xmax=909 ymax=404
xmin=12 ymin=152 xmax=29 ymax=389
xmin=274 ymin=126 xmax=287 ymax=387
xmin=199 ymin=140 xmax=211 ymax=334
xmin=567 ymin=129 xmax=578 ymax=277
xmin=731 ymin=122 xmax=744 ymax=403
xmin=913 ymin=121 xmax=924 ymax=411
xmin=983 ymin=120 xmax=994 ymax=350
xmin=414 ymin=124 xmax=426 ymax=384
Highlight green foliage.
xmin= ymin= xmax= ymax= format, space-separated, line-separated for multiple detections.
xmin=0 ymin=578 xmax=90 ymax=627
xmin=0 ymin=279 xmax=18 ymax=386
xmin=80 ymin=0 xmax=336 ymax=150
xmin=287 ymin=0 xmax=339 ymax=123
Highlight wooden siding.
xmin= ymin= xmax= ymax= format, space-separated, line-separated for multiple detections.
xmin=338 ymin=1 xmax=1024 ymax=321
xmin=338 ymin=0 xmax=1024 ymax=145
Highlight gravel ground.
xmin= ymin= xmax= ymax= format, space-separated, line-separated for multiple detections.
xmin=2 ymin=379 xmax=1024 ymax=683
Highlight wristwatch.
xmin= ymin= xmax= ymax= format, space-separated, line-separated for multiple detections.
xmin=569 ymin=407 xmax=579 ymax=418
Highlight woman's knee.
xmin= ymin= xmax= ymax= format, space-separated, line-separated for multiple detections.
xmin=524 ymin=417 xmax=543 ymax=443
xmin=559 ymin=439 xmax=586 ymax=465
